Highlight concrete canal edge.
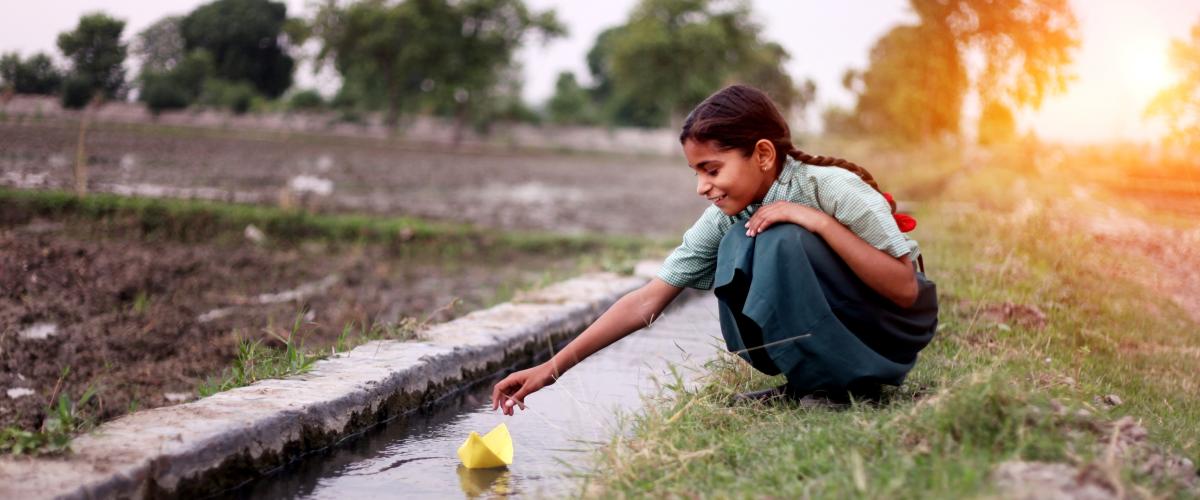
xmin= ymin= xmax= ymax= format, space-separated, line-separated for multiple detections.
xmin=0 ymin=265 xmax=662 ymax=499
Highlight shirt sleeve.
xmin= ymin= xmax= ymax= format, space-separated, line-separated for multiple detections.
xmin=813 ymin=169 xmax=912 ymax=259
xmin=656 ymin=206 xmax=728 ymax=290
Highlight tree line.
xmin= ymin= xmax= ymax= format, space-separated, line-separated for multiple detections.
xmin=4 ymin=0 xmax=1163 ymax=145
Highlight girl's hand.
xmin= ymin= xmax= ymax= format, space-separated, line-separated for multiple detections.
xmin=744 ymin=201 xmax=833 ymax=237
xmin=490 ymin=362 xmax=559 ymax=416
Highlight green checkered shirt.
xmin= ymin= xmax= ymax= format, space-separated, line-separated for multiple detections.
xmin=658 ymin=156 xmax=920 ymax=290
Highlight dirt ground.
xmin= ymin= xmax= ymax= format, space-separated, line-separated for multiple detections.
xmin=0 ymin=215 xmax=582 ymax=433
xmin=1 ymin=116 xmax=699 ymax=438
xmin=0 ymin=118 xmax=707 ymax=238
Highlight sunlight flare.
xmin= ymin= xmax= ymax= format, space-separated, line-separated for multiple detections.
xmin=1123 ymin=37 xmax=1176 ymax=99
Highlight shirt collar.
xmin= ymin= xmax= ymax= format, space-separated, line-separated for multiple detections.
xmin=731 ymin=156 xmax=804 ymax=221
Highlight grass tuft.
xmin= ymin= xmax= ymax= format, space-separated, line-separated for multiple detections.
xmin=0 ymin=368 xmax=99 ymax=456
xmin=197 ymin=313 xmax=322 ymax=397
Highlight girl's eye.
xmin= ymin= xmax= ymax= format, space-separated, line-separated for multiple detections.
xmin=706 ymin=169 xmax=718 ymax=176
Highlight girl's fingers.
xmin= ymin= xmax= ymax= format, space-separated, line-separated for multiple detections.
xmin=747 ymin=211 xmax=774 ymax=236
xmin=492 ymin=376 xmax=519 ymax=410
xmin=754 ymin=219 xmax=774 ymax=235
xmin=745 ymin=213 xmax=760 ymax=235
xmin=510 ymin=387 xmax=531 ymax=410
xmin=747 ymin=202 xmax=791 ymax=235
xmin=500 ymin=383 xmax=538 ymax=415
xmin=491 ymin=382 xmax=503 ymax=410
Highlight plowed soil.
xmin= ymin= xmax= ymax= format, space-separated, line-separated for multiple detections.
xmin=0 ymin=216 xmax=580 ymax=433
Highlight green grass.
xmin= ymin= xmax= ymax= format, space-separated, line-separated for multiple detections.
xmin=583 ymin=165 xmax=1200 ymax=497
xmin=196 ymin=300 xmax=498 ymax=398
xmin=196 ymin=313 xmax=324 ymax=397
xmin=0 ymin=187 xmax=666 ymax=256
xmin=0 ymin=368 xmax=98 ymax=456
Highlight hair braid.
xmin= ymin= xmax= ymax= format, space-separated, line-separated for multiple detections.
xmin=788 ymin=149 xmax=895 ymax=213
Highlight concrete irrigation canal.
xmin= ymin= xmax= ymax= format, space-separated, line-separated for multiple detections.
xmin=0 ymin=266 xmax=722 ymax=499
xmin=227 ymin=292 xmax=719 ymax=498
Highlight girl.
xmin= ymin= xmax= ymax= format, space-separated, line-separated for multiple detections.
xmin=491 ymin=84 xmax=938 ymax=413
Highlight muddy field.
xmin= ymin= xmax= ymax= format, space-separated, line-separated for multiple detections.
xmin=0 ymin=210 xmax=596 ymax=433
xmin=0 ymin=116 xmax=703 ymax=438
xmin=0 ymin=117 xmax=707 ymax=237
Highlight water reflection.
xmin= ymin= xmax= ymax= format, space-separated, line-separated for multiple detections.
xmin=457 ymin=465 xmax=512 ymax=498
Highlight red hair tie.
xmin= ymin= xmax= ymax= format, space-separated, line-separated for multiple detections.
xmin=882 ymin=192 xmax=917 ymax=233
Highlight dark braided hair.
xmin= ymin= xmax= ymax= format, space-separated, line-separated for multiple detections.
xmin=680 ymin=84 xmax=897 ymax=214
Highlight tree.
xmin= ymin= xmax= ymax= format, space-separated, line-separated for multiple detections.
xmin=585 ymin=0 xmax=804 ymax=128
xmin=978 ymin=99 xmax=1017 ymax=145
xmin=1146 ymin=18 xmax=1200 ymax=148
xmin=180 ymin=0 xmax=295 ymax=99
xmin=461 ymin=63 xmax=542 ymax=131
xmin=847 ymin=23 xmax=966 ymax=142
xmin=916 ymin=0 xmax=1078 ymax=113
xmin=133 ymin=16 xmax=185 ymax=75
xmin=739 ymin=41 xmax=806 ymax=115
xmin=312 ymin=0 xmax=563 ymax=132
xmin=139 ymin=50 xmax=214 ymax=113
xmin=134 ymin=16 xmax=214 ymax=113
xmin=57 ymin=12 xmax=127 ymax=103
xmin=546 ymin=71 xmax=597 ymax=125
xmin=584 ymin=25 xmax=663 ymax=127
xmin=0 ymin=52 xmax=63 ymax=95
xmin=845 ymin=0 xmax=1078 ymax=142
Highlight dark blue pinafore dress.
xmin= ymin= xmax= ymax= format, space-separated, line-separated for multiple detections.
xmin=712 ymin=221 xmax=939 ymax=396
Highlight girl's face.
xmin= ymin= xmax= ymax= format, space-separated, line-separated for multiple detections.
xmin=683 ymin=138 xmax=777 ymax=216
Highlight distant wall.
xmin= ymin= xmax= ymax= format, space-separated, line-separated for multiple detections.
xmin=0 ymin=95 xmax=680 ymax=156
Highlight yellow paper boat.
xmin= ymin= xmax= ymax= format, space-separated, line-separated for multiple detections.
xmin=457 ymin=423 xmax=514 ymax=469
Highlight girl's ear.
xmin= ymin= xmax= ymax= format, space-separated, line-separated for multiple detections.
xmin=753 ymin=139 xmax=776 ymax=172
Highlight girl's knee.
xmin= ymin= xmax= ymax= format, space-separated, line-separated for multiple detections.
xmin=757 ymin=223 xmax=824 ymax=252
xmin=717 ymin=222 xmax=831 ymax=265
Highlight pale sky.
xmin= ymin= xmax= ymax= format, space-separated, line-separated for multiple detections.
xmin=3 ymin=0 xmax=1198 ymax=143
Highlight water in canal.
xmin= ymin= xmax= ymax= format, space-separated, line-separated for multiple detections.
xmin=230 ymin=292 xmax=721 ymax=498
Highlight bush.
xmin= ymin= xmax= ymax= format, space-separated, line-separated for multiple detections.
xmin=0 ymin=52 xmax=63 ymax=95
xmin=60 ymin=75 xmax=94 ymax=109
xmin=546 ymin=71 xmax=597 ymax=125
xmin=135 ymin=50 xmax=213 ymax=113
xmin=287 ymin=89 xmax=324 ymax=111
xmin=139 ymin=73 xmax=190 ymax=113
xmin=171 ymin=50 xmax=213 ymax=99
xmin=199 ymin=78 xmax=258 ymax=114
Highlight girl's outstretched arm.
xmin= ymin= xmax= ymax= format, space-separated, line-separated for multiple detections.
xmin=490 ymin=278 xmax=684 ymax=415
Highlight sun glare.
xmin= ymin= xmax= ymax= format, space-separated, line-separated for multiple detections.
xmin=1124 ymin=38 xmax=1177 ymax=99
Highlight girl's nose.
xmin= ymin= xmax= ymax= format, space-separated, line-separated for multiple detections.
xmin=696 ymin=177 xmax=711 ymax=197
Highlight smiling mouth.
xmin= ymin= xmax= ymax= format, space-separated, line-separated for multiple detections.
xmin=708 ymin=195 xmax=726 ymax=204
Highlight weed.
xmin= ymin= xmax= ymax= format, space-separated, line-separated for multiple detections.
xmin=0 ymin=368 xmax=98 ymax=456
xmin=197 ymin=313 xmax=322 ymax=397
xmin=130 ymin=291 xmax=151 ymax=314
